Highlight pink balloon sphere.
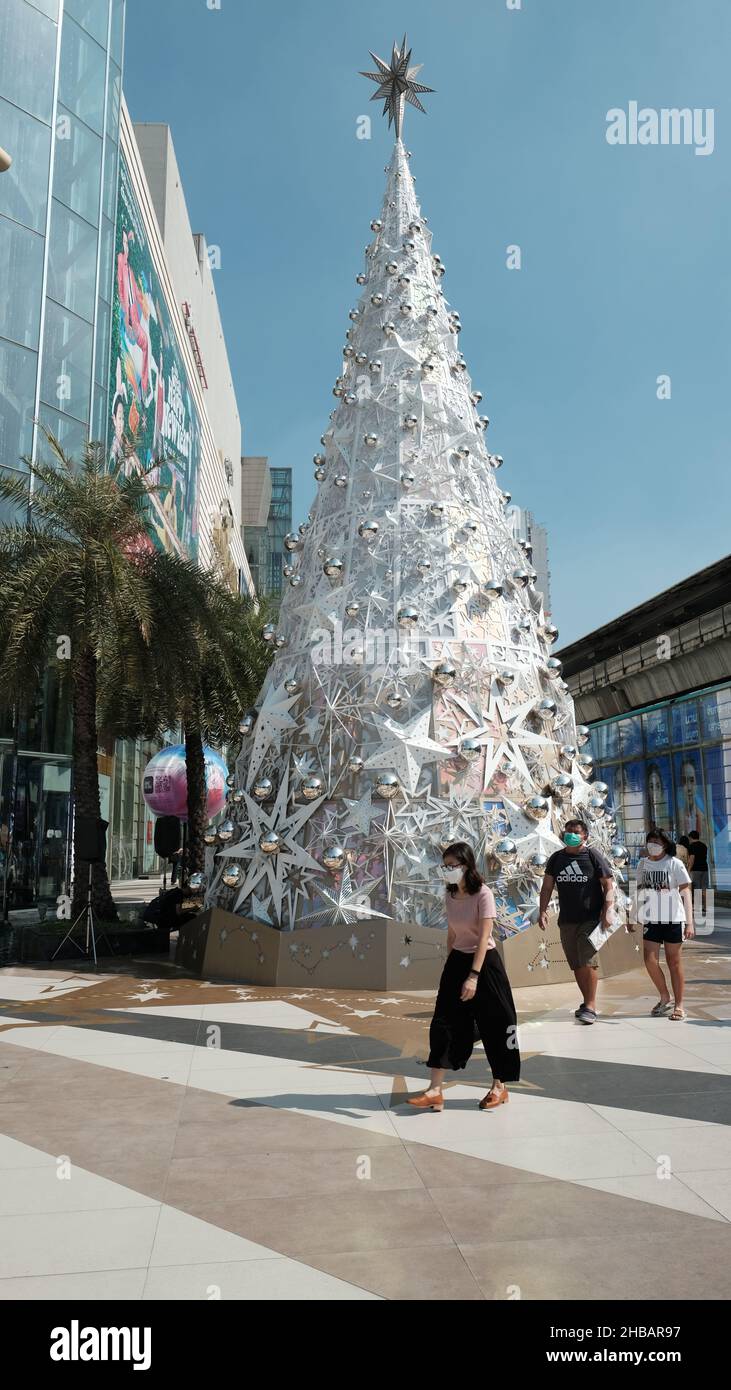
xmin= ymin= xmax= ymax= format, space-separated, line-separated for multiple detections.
xmin=142 ymin=745 xmax=228 ymax=822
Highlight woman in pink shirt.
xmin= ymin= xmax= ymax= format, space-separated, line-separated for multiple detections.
xmin=409 ymin=841 xmax=521 ymax=1113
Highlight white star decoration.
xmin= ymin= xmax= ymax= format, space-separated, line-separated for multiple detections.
xmin=363 ymin=705 xmax=449 ymax=795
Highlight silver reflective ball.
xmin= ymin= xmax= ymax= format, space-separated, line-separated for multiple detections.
xmin=545 ymin=656 xmax=563 ymax=678
xmin=489 ymin=453 xmax=503 ymax=469
xmin=371 ymin=292 xmax=384 ymax=306
xmin=383 ymin=322 xmax=397 ymax=336
xmin=238 ymin=710 xmax=256 ymax=735
xmin=283 ymin=532 xmax=302 ymax=552
xmin=408 ymin=220 xmax=422 ymax=234
xmin=333 ymin=473 xmax=349 ymax=489
xmin=400 ymin=470 xmax=415 ymax=490
xmin=344 ymin=600 xmax=360 ymax=619
xmin=348 ymin=309 xmax=360 ymax=322
xmin=400 ymin=302 xmax=414 ymax=315
xmin=536 ymin=698 xmax=557 ymax=723
xmin=588 ymin=795 xmax=606 ymax=818
xmin=375 ymin=773 xmax=401 ymax=800
xmin=511 ymin=568 xmax=532 ymax=588
xmin=259 ymin=831 xmax=281 ymax=856
xmin=429 ymin=502 xmax=444 ymax=517
xmin=471 ymin=390 xmax=483 ymax=404
xmin=483 ymin=580 xmax=503 ymax=602
xmin=416 ymin=557 xmax=432 ymax=576
xmin=611 ymin=842 xmax=629 ymax=866
xmin=592 ymin=782 xmax=609 ymax=800
xmin=559 ymin=743 xmax=577 ymax=763
xmin=577 ymin=752 xmax=594 ymax=775
xmin=452 ymin=576 xmax=469 ymax=594
xmin=432 ymin=661 xmax=457 ymax=688
xmin=364 ymin=433 xmax=378 ymax=447
xmin=289 ymin=574 xmax=303 ymax=588
xmin=343 ymin=393 xmax=357 ymax=406
xmin=284 ymin=679 xmax=300 ymax=695
xmin=187 ymin=872 xmax=205 ymax=893
xmin=551 ymin=773 xmax=574 ymax=800
xmin=203 ymin=827 xmax=218 ymax=846
xmin=323 ymin=556 xmax=344 ymax=578
xmin=323 ymin=844 xmax=347 ymax=872
xmin=217 ymin=819 xmax=235 ymax=844
xmin=261 ymin=622 xmax=277 ymax=642
xmin=231 ymin=789 xmax=245 ymax=805
xmin=355 ymin=351 xmax=368 ymax=365
xmin=386 ymin=692 xmax=403 ymax=710
xmin=274 ymin=634 xmax=287 ymax=650
xmin=397 ymin=606 xmax=419 ymax=628
xmin=402 ymin=238 xmax=416 ymax=252
xmin=301 ymin=776 xmax=323 ymax=801
xmin=575 ymin=725 xmax=591 ymax=747
xmin=528 ymin=852 xmax=549 ymax=878
xmin=369 ymin=359 xmax=382 ymax=374
xmin=314 ymin=467 xmax=327 ymax=482
xmin=222 ymin=863 xmax=243 ymax=889
xmin=463 ymin=519 xmax=479 ymax=534
xmin=252 ymin=776 xmax=273 ymax=801
xmin=541 ymin=622 xmax=559 ymax=644
xmin=348 ymin=755 xmax=364 ymax=774
xmin=386 ymin=261 xmax=398 ymax=274
xmin=370 ymin=218 xmax=382 ymax=232
xmin=497 ymin=669 xmax=515 ymax=687
xmin=403 ymin=414 xmax=419 ymax=431
xmin=495 ymin=837 xmax=518 ymax=864
xmin=358 ymin=519 xmax=379 ymax=541
xmin=356 ymin=273 xmax=366 ymax=285
xmin=397 ymin=274 xmax=411 ymax=288
xmin=524 ymin=795 xmax=550 ymax=821
xmin=282 ymin=564 xmax=295 ymax=579
xmin=460 ymin=738 xmax=481 ymax=762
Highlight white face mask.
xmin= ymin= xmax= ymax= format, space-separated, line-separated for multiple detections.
xmin=646 ymin=843 xmax=665 ymax=858
xmin=442 ymin=865 xmax=465 ymax=884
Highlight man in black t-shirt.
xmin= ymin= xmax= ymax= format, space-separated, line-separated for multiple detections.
xmin=688 ymin=830 xmax=710 ymax=911
xmin=539 ymin=818 xmax=615 ymax=1024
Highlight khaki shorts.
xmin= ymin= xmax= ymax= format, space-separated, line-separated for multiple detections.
xmin=559 ymin=921 xmax=600 ymax=971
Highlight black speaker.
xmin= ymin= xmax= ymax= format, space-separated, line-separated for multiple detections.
xmin=154 ymin=815 xmax=181 ymax=860
xmin=76 ymin=815 xmax=108 ymax=864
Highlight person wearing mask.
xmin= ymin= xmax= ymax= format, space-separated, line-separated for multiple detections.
xmin=688 ymin=830 xmax=710 ymax=915
xmin=636 ymin=828 xmax=694 ymax=1019
xmin=539 ymin=819 xmax=615 ymax=1024
xmin=408 ymin=841 xmax=521 ymax=1112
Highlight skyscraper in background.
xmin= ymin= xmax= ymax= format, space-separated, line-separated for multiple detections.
xmin=267 ymin=466 xmax=292 ymax=596
xmin=241 ymin=460 xmax=292 ymax=597
xmin=506 ymin=505 xmax=552 ymax=616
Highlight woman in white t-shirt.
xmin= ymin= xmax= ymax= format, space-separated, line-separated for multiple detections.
xmin=637 ymin=829 xmax=694 ymax=1020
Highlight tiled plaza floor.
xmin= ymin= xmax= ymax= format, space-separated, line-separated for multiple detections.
xmin=1 ymin=923 xmax=730 ymax=1301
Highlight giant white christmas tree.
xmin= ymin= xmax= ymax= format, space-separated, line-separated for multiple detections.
xmin=205 ymin=39 xmax=628 ymax=950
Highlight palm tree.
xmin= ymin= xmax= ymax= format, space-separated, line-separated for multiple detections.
xmin=0 ymin=434 xmax=167 ymax=920
xmin=99 ymin=556 xmax=275 ymax=878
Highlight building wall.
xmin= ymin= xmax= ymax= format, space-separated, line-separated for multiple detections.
xmin=0 ymin=0 xmax=125 ymax=911
xmin=132 ymin=123 xmax=244 ymax=540
xmin=117 ymin=100 xmax=252 ymax=591
xmin=506 ymin=506 xmax=551 ymax=614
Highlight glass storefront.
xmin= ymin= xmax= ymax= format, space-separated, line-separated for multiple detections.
xmin=591 ymin=682 xmax=731 ymax=888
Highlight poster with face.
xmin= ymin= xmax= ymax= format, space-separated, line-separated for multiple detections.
xmin=645 ymin=755 xmax=672 ymax=829
xmin=674 ymin=749 xmax=706 ymax=839
xmin=109 ymin=155 xmax=200 ymax=560
xmin=703 ymin=745 xmax=731 ymax=889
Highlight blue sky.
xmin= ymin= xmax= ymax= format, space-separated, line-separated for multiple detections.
xmin=124 ymin=0 xmax=731 ymax=645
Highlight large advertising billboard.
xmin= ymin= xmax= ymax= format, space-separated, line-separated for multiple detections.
xmin=108 ymin=154 xmax=199 ymax=559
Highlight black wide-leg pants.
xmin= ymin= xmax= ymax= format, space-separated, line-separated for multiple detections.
xmin=427 ymin=949 xmax=521 ymax=1080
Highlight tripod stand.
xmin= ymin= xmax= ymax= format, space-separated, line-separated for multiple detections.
xmin=52 ymin=868 xmax=114 ymax=966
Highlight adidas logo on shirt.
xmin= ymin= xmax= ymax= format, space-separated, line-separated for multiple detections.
xmin=556 ymin=860 xmax=588 ymax=884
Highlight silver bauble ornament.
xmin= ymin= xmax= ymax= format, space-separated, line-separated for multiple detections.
xmin=383 ymin=322 xmax=397 ymax=336
xmin=592 ymin=782 xmax=609 ymax=800
xmin=261 ymin=623 xmax=277 ymax=642
xmin=314 ymin=468 xmax=326 ymax=482
xmin=397 ymin=606 xmax=419 ymax=628
xmin=528 ymin=852 xmax=549 ymax=878
xmin=344 ymin=600 xmax=360 ymax=619
xmin=364 ymin=433 xmax=378 ymax=447
xmin=323 ymin=556 xmax=344 ymax=578
xmin=222 ymin=863 xmax=243 ymax=889
xmin=495 ymin=837 xmax=518 ymax=864
xmin=403 ymin=414 xmax=418 ymax=430
xmin=252 ymin=776 xmax=273 ymax=801
xmin=432 ymin=661 xmax=457 ymax=688
xmin=284 ymin=679 xmax=300 ymax=695
xmin=283 ymin=532 xmax=302 ymax=552
xmin=358 ymin=519 xmax=379 ymax=541
xmin=375 ymin=773 xmax=401 ymax=800
xmin=524 ymin=795 xmax=550 ymax=821
xmin=370 ymin=218 xmax=382 ymax=232
xmin=274 ymin=634 xmax=287 ymax=649
xmin=559 ymin=743 xmax=577 ymax=763
xmin=301 ymin=776 xmax=323 ymax=801
xmin=217 ymin=819 xmax=235 ymax=844
xmin=282 ymin=564 xmax=295 ymax=579
xmin=370 ymin=292 xmax=383 ymax=306
xmin=187 ymin=871 xmax=205 ymax=893
xmin=483 ymin=579 xmax=503 ymax=602
xmin=334 ymin=473 xmax=349 ymax=488
xmin=416 ymin=557 xmax=432 ymax=576
xmin=459 ymin=738 xmax=481 ymax=762
xmin=497 ymin=669 xmax=515 ymax=687
xmin=576 ymin=724 xmax=591 ymax=747
xmin=545 ymin=657 xmax=563 ymax=678
xmin=203 ymin=827 xmax=218 ymax=846
xmin=400 ymin=470 xmax=415 ymax=489
xmin=489 ymin=454 xmax=503 ymax=468
xmin=355 ymin=350 xmax=367 ymax=365
xmin=368 ymin=359 xmax=382 ymax=374
xmin=511 ymin=568 xmax=532 ymax=588
xmin=259 ymin=831 xmax=281 ymax=856
xmin=343 ymin=392 xmax=357 ymax=406
xmin=611 ymin=843 xmax=629 ymax=866
xmin=322 ymin=844 xmax=347 ymax=872
xmin=238 ymin=711 xmax=256 ymax=735
xmin=386 ymin=692 xmax=403 ymax=710
xmin=348 ymin=755 xmax=364 ymax=774
xmin=386 ymin=261 xmax=398 ymax=274
xmin=471 ymin=390 xmax=483 ymax=404
xmin=588 ymin=795 xmax=606 ymax=817
xmin=577 ymin=752 xmax=594 ymax=775
xmin=429 ymin=502 xmax=444 ymax=517
xmin=536 ymin=697 xmax=558 ymax=724
xmin=551 ymin=773 xmax=574 ymax=800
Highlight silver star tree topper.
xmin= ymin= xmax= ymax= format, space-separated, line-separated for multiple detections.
xmin=360 ymin=34 xmax=435 ymax=139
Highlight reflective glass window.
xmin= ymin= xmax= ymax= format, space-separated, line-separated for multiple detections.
xmin=0 ymin=217 xmax=44 ymax=348
xmin=40 ymin=299 xmax=93 ymax=421
xmin=0 ymin=466 xmax=30 ymax=527
xmin=98 ymin=214 xmax=115 ymax=301
xmin=53 ymin=105 xmax=102 ymax=225
xmin=37 ymin=403 xmax=88 ymax=463
xmin=102 ymin=134 xmax=118 ymax=223
xmin=65 ymin=0 xmax=110 ymax=48
xmin=0 ymin=338 xmax=37 ymax=468
xmin=59 ymin=15 xmax=105 ymax=136
xmin=94 ymin=294 xmax=110 ymax=387
xmin=0 ymin=0 xmax=57 ymax=125
xmin=0 ymin=97 xmax=52 ymax=234
xmin=110 ymin=0 xmax=124 ymax=66
xmin=47 ymin=199 xmax=97 ymax=322
xmin=106 ymin=62 xmax=121 ymax=142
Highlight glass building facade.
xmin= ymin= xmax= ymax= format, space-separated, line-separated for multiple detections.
xmin=0 ymin=0 xmax=125 ymax=909
xmin=245 ymin=466 xmax=292 ymax=596
xmin=590 ymin=681 xmax=731 ymax=889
